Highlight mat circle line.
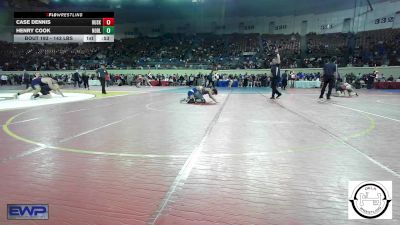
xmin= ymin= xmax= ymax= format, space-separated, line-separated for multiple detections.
xmin=2 ymin=104 xmax=376 ymax=158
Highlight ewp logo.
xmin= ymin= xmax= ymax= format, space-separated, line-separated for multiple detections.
xmin=7 ymin=204 xmax=49 ymax=220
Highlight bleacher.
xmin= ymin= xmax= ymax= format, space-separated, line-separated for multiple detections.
xmin=1 ymin=29 xmax=400 ymax=71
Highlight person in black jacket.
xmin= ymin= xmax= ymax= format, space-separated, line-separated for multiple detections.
xmin=270 ymin=49 xmax=282 ymax=99
xmin=366 ymin=71 xmax=377 ymax=89
xmin=82 ymin=70 xmax=89 ymax=90
xmin=281 ymin=70 xmax=288 ymax=90
xmin=72 ymin=70 xmax=81 ymax=88
xmin=96 ymin=64 xmax=107 ymax=94
xmin=319 ymin=57 xmax=337 ymax=100
xmin=206 ymin=70 xmax=215 ymax=88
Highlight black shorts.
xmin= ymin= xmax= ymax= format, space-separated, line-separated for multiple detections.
xmin=40 ymin=84 xmax=51 ymax=95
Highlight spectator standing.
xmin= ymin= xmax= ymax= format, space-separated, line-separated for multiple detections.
xmin=168 ymin=76 xmax=174 ymax=86
xmin=1 ymin=74 xmax=8 ymax=86
xmin=206 ymin=70 xmax=215 ymax=88
xmin=106 ymin=73 xmax=111 ymax=87
xmin=282 ymin=70 xmax=288 ymax=90
xmin=244 ymin=75 xmax=248 ymax=87
xmin=73 ymin=70 xmax=81 ymax=88
xmin=214 ymin=72 xmax=219 ymax=87
xmin=189 ymin=75 xmax=194 ymax=86
xmin=367 ymin=71 xmax=377 ymax=89
xmin=178 ymin=75 xmax=184 ymax=86
xmin=22 ymin=69 xmax=30 ymax=89
xmin=82 ymin=70 xmax=89 ymax=90
xmin=158 ymin=75 xmax=162 ymax=86
xmin=289 ymin=71 xmax=296 ymax=88
xmin=251 ymin=74 xmax=256 ymax=87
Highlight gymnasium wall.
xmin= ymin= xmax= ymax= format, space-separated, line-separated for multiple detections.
xmin=119 ymin=0 xmax=400 ymax=38
xmin=0 ymin=8 xmax=12 ymax=41
xmin=1 ymin=1 xmax=399 ymax=41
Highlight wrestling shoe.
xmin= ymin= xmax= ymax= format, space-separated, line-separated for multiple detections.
xmin=31 ymin=94 xmax=40 ymax=100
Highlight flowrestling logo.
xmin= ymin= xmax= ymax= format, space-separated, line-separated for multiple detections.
xmin=348 ymin=181 xmax=392 ymax=219
xmin=7 ymin=204 xmax=49 ymax=220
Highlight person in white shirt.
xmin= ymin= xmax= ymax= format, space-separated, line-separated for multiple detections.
xmin=289 ymin=71 xmax=296 ymax=88
xmin=1 ymin=74 xmax=8 ymax=86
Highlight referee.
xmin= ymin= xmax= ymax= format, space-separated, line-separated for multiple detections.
xmin=96 ymin=64 xmax=107 ymax=94
xmin=319 ymin=57 xmax=337 ymax=100
xmin=270 ymin=49 xmax=282 ymax=99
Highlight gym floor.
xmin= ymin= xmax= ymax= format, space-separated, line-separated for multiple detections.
xmin=0 ymin=86 xmax=399 ymax=225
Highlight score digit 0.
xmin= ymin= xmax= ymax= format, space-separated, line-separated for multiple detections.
xmin=103 ymin=26 xmax=114 ymax=34
xmin=102 ymin=18 xmax=114 ymax=26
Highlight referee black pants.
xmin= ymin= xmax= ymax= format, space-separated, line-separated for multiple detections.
xmin=282 ymin=79 xmax=287 ymax=90
xmin=320 ymin=76 xmax=334 ymax=99
xmin=83 ymin=80 xmax=89 ymax=89
xmin=24 ymin=79 xmax=30 ymax=89
xmin=99 ymin=77 xmax=106 ymax=94
xmin=271 ymin=80 xmax=281 ymax=98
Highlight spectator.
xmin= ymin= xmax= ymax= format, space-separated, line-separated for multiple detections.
xmin=96 ymin=64 xmax=107 ymax=94
xmin=367 ymin=71 xmax=377 ymax=89
xmin=82 ymin=71 xmax=89 ymax=90
xmin=22 ymin=69 xmax=30 ymax=89
xmin=282 ymin=70 xmax=288 ymax=90
xmin=289 ymin=70 xmax=296 ymax=88
xmin=73 ymin=70 xmax=81 ymax=88
xmin=1 ymin=74 xmax=8 ymax=86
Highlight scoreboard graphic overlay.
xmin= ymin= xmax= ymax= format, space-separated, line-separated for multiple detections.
xmin=14 ymin=12 xmax=114 ymax=43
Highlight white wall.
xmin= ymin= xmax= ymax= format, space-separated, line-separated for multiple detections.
xmin=119 ymin=0 xmax=400 ymax=38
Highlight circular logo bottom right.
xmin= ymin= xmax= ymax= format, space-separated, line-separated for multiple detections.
xmin=349 ymin=181 xmax=392 ymax=219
